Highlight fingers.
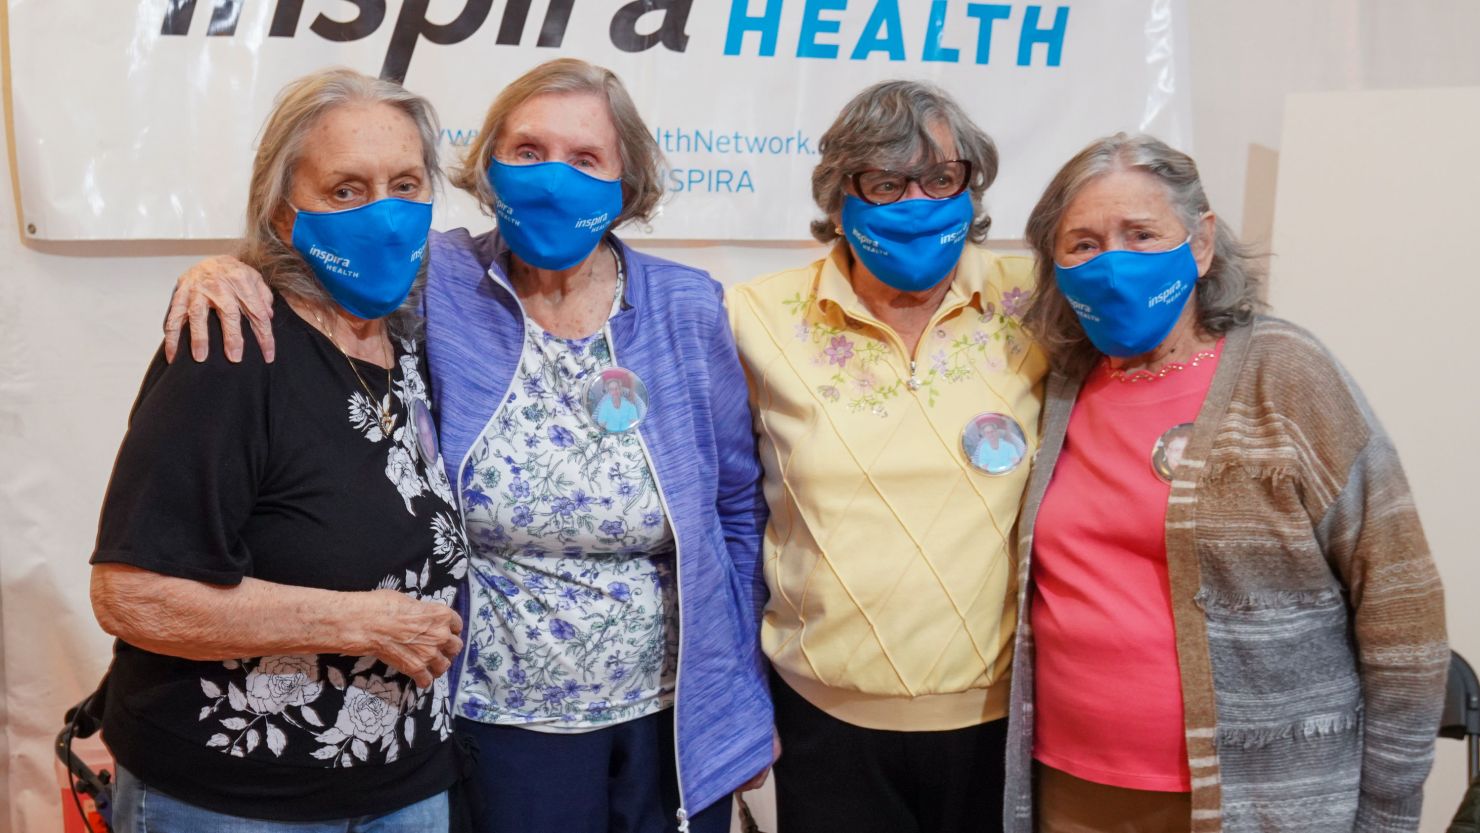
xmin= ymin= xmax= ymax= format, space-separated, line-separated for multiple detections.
xmin=220 ymin=307 xmax=245 ymax=364
xmin=408 ymin=665 xmax=434 ymax=690
xmin=163 ymin=288 xmax=189 ymax=364
xmin=246 ymin=304 xmax=276 ymax=364
xmin=441 ymin=633 xmax=463 ymax=664
xmin=241 ymin=274 xmax=277 ymax=364
xmin=188 ymin=297 xmax=211 ymax=363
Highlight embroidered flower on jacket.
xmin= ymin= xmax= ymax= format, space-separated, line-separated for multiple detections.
xmin=1001 ymin=287 xmax=1028 ymax=318
xmin=824 ymin=335 xmax=855 ymax=367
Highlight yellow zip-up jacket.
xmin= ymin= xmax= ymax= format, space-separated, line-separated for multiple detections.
xmin=728 ymin=242 xmax=1047 ymax=730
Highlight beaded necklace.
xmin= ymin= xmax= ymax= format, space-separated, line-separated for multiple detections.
xmin=1105 ymin=350 xmax=1218 ymax=383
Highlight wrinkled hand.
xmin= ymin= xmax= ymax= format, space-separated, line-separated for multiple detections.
xmin=163 ymin=255 xmax=275 ymax=364
xmin=737 ymin=731 xmax=782 ymax=792
xmin=359 ymin=589 xmax=463 ymax=689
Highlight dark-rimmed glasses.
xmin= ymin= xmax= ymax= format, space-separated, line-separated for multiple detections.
xmin=849 ymin=160 xmax=972 ymax=206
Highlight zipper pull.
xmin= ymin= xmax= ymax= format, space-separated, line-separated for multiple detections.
xmin=907 ymin=360 xmax=921 ymax=392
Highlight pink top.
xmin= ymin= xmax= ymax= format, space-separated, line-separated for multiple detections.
xmin=1030 ymin=341 xmax=1222 ymax=792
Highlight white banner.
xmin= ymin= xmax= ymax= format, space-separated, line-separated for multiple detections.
xmin=7 ymin=0 xmax=1190 ymax=241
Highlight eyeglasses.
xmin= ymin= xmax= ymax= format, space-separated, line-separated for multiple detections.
xmin=849 ymin=160 xmax=972 ymax=206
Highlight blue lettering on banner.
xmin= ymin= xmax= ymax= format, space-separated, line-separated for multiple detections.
xmin=922 ymin=0 xmax=958 ymax=63
xmin=721 ymin=1 xmax=1071 ymax=67
xmin=850 ymin=0 xmax=904 ymax=61
xmin=439 ymin=127 xmax=480 ymax=147
xmin=966 ymin=3 xmax=1012 ymax=65
xmin=1018 ymin=4 xmax=1069 ymax=66
xmin=724 ymin=0 xmax=784 ymax=56
xmin=667 ymin=169 xmax=757 ymax=193
xmin=652 ymin=128 xmax=818 ymax=156
xmin=163 ymin=1 xmax=1073 ymax=75
xmin=797 ymin=0 xmax=847 ymax=59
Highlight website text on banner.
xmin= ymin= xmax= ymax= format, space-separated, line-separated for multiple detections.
xmin=7 ymin=0 xmax=1189 ymax=241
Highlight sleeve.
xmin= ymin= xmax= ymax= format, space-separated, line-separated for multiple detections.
xmin=1317 ymin=411 xmax=1447 ymax=832
xmin=707 ymin=283 xmax=770 ymax=629
xmin=90 ymin=314 xmax=272 ymax=586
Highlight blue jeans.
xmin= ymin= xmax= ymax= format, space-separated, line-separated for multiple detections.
xmin=111 ymin=767 xmax=449 ymax=833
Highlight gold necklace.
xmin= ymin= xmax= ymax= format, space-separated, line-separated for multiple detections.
xmin=313 ymin=308 xmax=396 ymax=435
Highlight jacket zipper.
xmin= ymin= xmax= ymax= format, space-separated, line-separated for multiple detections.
xmin=845 ymin=300 xmax=971 ymax=394
xmin=604 ymin=326 xmax=690 ymax=832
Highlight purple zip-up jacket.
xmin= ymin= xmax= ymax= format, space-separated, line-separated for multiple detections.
xmin=424 ymin=227 xmax=773 ymax=821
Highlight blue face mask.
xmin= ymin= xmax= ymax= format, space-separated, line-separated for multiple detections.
xmin=290 ymin=198 xmax=432 ymax=320
xmin=487 ymin=160 xmax=623 ymax=270
xmin=1052 ymin=239 xmax=1199 ymax=357
xmin=840 ymin=191 xmax=974 ymax=293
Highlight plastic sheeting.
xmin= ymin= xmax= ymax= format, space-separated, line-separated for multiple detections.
xmin=7 ymin=0 xmax=1190 ymax=241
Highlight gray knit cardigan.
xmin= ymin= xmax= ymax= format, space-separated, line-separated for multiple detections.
xmin=1004 ymin=318 xmax=1448 ymax=833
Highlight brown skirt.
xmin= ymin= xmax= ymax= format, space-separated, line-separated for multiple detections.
xmin=1036 ymin=764 xmax=1191 ymax=833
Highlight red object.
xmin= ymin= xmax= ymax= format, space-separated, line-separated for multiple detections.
xmin=1030 ymin=340 xmax=1222 ymax=792
xmin=55 ymin=734 xmax=113 ymax=833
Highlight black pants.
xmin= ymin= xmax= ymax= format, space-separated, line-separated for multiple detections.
xmin=772 ymin=673 xmax=1006 ymax=833
xmin=456 ymin=712 xmax=732 ymax=833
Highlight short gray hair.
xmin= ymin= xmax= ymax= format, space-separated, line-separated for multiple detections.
xmin=450 ymin=58 xmax=665 ymax=229
xmin=810 ymin=80 xmax=999 ymax=243
xmin=240 ymin=68 xmax=441 ymax=340
xmin=1021 ymin=133 xmax=1265 ymax=377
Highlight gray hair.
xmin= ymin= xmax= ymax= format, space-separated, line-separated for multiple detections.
xmin=1022 ymin=133 xmax=1265 ymax=377
xmin=450 ymin=58 xmax=665 ymax=229
xmin=240 ymin=68 xmax=441 ymax=340
xmin=810 ymin=80 xmax=999 ymax=243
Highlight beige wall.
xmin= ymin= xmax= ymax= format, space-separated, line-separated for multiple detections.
xmin=5 ymin=3 xmax=1480 ymax=832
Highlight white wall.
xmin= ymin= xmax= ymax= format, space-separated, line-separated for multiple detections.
xmin=4 ymin=3 xmax=1480 ymax=832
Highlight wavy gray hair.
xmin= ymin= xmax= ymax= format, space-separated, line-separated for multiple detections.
xmin=240 ymin=68 xmax=441 ymax=339
xmin=810 ymin=80 xmax=999 ymax=243
xmin=450 ymin=58 xmax=665 ymax=229
xmin=1022 ymin=133 xmax=1265 ymax=377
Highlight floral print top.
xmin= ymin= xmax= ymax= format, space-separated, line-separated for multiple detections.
xmin=91 ymin=297 xmax=467 ymax=818
xmin=457 ymin=271 xmax=677 ymax=732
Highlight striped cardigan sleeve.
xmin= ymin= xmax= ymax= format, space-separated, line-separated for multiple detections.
xmin=1315 ymin=397 xmax=1447 ymax=832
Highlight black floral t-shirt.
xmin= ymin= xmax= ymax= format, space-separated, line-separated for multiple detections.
xmin=91 ymin=296 xmax=468 ymax=821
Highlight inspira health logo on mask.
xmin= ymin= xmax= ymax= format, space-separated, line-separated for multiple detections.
xmin=1147 ymin=279 xmax=1185 ymax=308
xmin=310 ymin=246 xmax=358 ymax=279
xmin=574 ymin=212 xmax=611 ymax=232
xmin=938 ymin=222 xmax=968 ymax=245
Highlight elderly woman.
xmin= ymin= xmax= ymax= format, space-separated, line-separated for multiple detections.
xmin=157 ymin=58 xmax=769 ymax=833
xmin=89 ymin=69 xmax=465 ymax=831
xmin=1008 ymin=133 xmax=1448 ymax=833
xmin=728 ymin=80 xmax=1046 ymax=833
